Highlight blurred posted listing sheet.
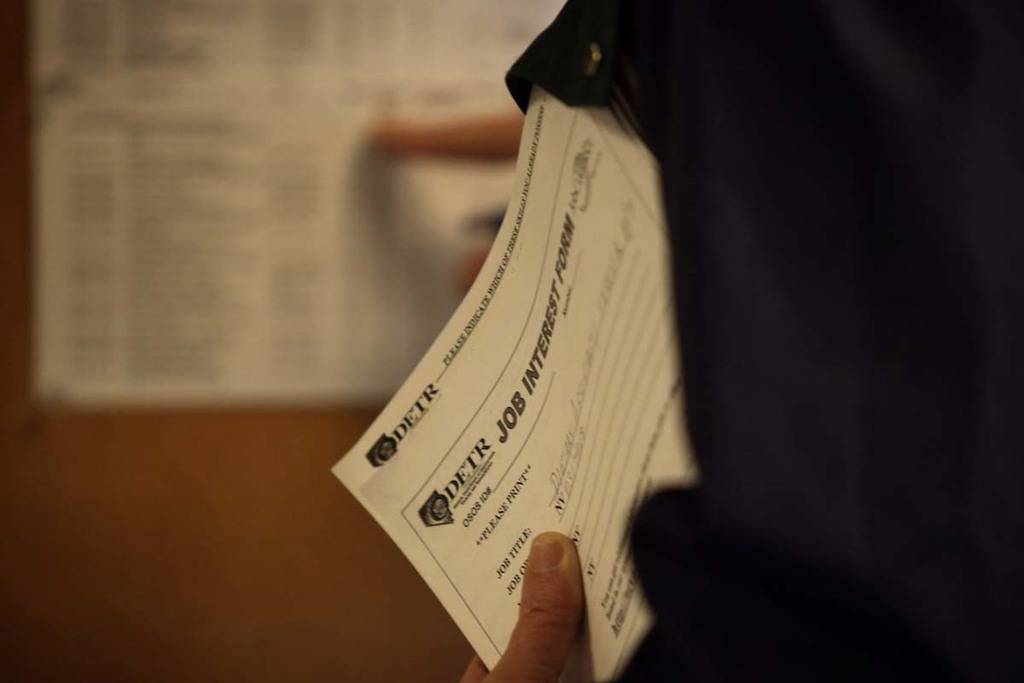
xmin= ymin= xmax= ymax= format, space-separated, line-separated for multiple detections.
xmin=334 ymin=91 xmax=698 ymax=681
xmin=31 ymin=0 xmax=559 ymax=403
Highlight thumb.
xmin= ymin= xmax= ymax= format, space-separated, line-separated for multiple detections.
xmin=489 ymin=532 xmax=583 ymax=683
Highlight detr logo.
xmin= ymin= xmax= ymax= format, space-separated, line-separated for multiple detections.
xmin=365 ymin=434 xmax=398 ymax=467
xmin=364 ymin=383 xmax=440 ymax=467
xmin=419 ymin=491 xmax=454 ymax=526
xmin=416 ymin=438 xmax=492 ymax=528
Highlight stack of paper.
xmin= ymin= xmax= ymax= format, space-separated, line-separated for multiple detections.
xmin=335 ymin=90 xmax=697 ymax=682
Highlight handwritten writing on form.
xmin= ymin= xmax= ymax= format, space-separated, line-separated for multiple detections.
xmin=334 ymin=90 xmax=698 ymax=682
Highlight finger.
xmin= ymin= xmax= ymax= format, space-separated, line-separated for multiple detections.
xmin=457 ymin=655 xmax=489 ymax=683
xmin=488 ymin=532 xmax=583 ymax=683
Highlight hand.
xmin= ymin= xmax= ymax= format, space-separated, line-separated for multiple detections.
xmin=458 ymin=532 xmax=583 ymax=683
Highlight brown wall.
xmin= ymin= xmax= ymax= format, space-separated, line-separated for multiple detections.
xmin=0 ymin=5 xmax=471 ymax=681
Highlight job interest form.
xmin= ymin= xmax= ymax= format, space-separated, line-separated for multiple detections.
xmin=334 ymin=89 xmax=697 ymax=682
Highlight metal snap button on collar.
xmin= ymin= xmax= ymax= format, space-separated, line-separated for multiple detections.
xmin=583 ymin=42 xmax=602 ymax=77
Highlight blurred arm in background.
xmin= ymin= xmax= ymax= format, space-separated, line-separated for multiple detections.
xmin=368 ymin=112 xmax=524 ymax=293
xmin=369 ymin=112 xmax=523 ymax=161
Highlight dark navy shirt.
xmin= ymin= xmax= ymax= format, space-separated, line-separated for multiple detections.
xmin=510 ymin=2 xmax=1024 ymax=680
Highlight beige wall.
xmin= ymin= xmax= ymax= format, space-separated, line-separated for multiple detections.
xmin=0 ymin=5 xmax=470 ymax=680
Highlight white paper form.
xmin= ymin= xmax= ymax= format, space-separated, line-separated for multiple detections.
xmin=334 ymin=90 xmax=698 ymax=681
xmin=31 ymin=0 xmax=560 ymax=403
